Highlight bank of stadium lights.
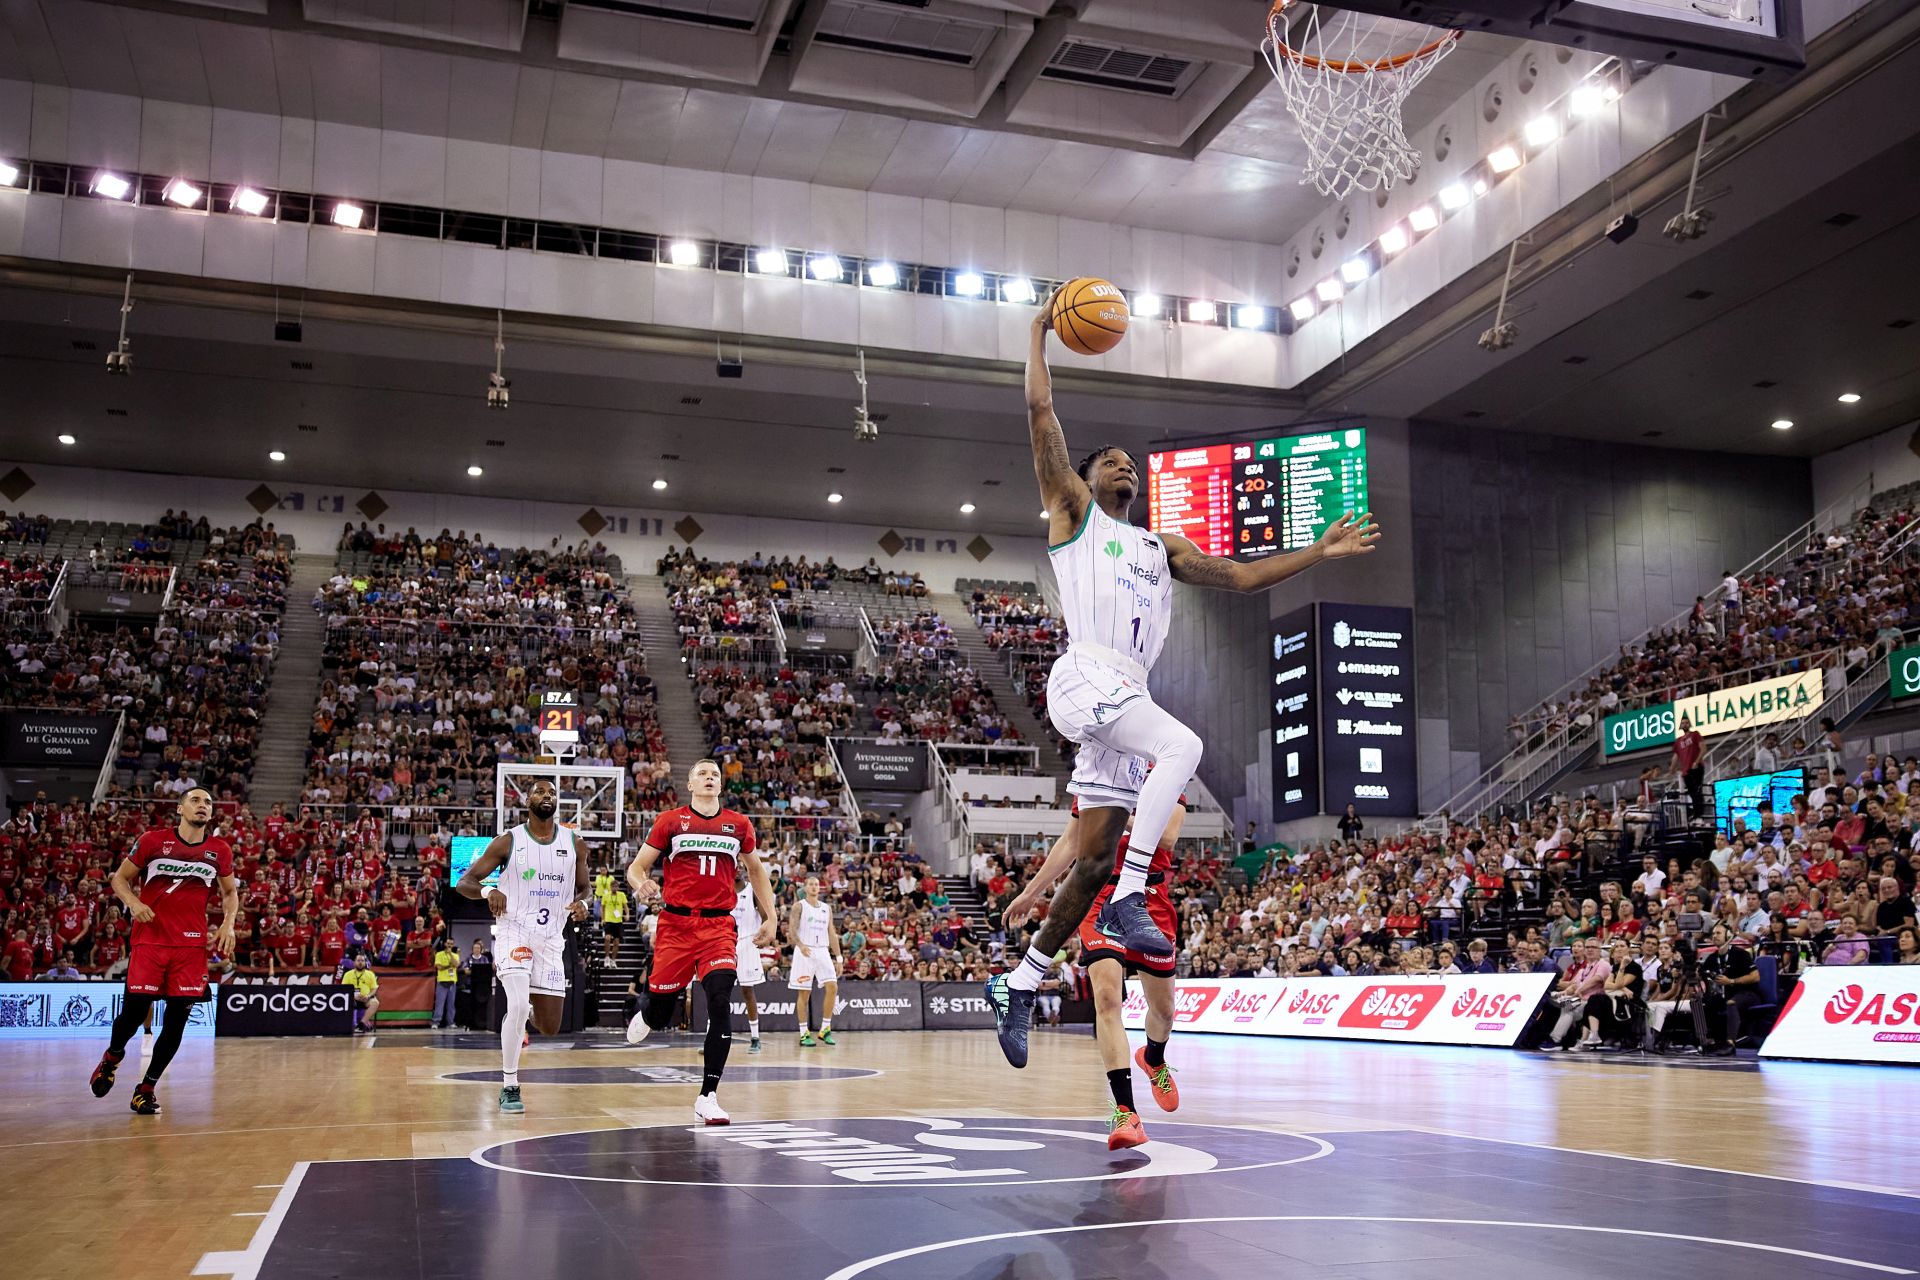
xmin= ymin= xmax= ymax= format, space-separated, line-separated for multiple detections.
xmin=1378 ymin=225 xmax=1409 ymax=256
xmin=952 ymin=271 xmax=985 ymax=298
xmin=1001 ymin=277 xmax=1037 ymax=305
xmin=1233 ymin=305 xmax=1267 ymax=329
xmin=865 ymin=261 xmax=900 ymax=288
xmin=162 ymin=179 xmax=202 ymax=208
xmin=232 ymin=187 xmax=269 ymax=216
xmin=331 ymin=201 xmax=365 ymax=229
xmin=1524 ymin=116 xmax=1560 ymax=148
xmin=754 ymin=248 xmax=789 ymax=275
xmin=1288 ymin=296 xmax=1317 ymax=322
xmin=1438 ymin=183 xmax=1470 ymax=212
xmin=1314 ymin=278 xmax=1344 ymax=304
xmin=1408 ymin=204 xmax=1439 ymax=233
xmin=1340 ymin=256 xmax=1373 ymax=286
xmin=807 ymin=254 xmax=843 ymax=281
xmin=667 ymin=240 xmax=700 ymax=266
xmin=92 ymin=172 xmax=131 ymax=200
xmin=0 ymin=160 xmax=21 ymax=186
xmin=1186 ymin=300 xmax=1217 ymax=323
xmin=1488 ymin=146 xmax=1521 ymax=175
xmin=1132 ymin=293 xmax=1162 ymax=318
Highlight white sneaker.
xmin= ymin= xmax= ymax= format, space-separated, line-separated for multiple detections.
xmin=625 ymin=1013 xmax=651 ymax=1045
xmin=693 ymin=1092 xmax=730 ymax=1126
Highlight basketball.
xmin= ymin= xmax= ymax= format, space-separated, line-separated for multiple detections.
xmin=1050 ymin=277 xmax=1130 ymax=356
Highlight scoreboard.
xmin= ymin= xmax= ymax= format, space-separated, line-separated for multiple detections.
xmin=1146 ymin=427 xmax=1369 ymax=560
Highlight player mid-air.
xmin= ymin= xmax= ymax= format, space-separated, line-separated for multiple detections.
xmin=455 ymin=779 xmax=593 ymax=1115
xmin=1010 ymin=779 xmax=1186 ymax=1149
xmin=625 ymin=758 xmax=778 ymax=1125
xmin=89 ymin=786 xmax=238 ymax=1115
xmin=987 ymin=289 xmax=1379 ymax=1068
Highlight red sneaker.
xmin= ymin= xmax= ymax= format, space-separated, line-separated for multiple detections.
xmin=1134 ymin=1045 xmax=1179 ymax=1112
xmin=1107 ymin=1105 xmax=1147 ymax=1150
xmin=90 ymin=1048 xmax=125 ymax=1098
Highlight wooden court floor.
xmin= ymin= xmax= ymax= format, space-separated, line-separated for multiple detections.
xmin=4 ymin=1028 xmax=1917 ymax=1280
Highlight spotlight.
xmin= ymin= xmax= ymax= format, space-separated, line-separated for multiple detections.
xmin=952 ymin=271 xmax=985 ymax=297
xmin=754 ymin=248 xmax=789 ymax=275
xmin=1289 ymin=296 xmax=1317 ymax=322
xmin=1663 ymin=208 xmax=1714 ymax=241
xmin=1379 ymin=225 xmax=1409 ymax=255
xmin=485 ymin=372 xmax=509 ymax=410
xmin=0 ymin=160 xmax=17 ymax=186
xmin=1314 ymin=278 xmax=1344 ymax=303
xmin=866 ymin=261 xmax=901 ymax=288
xmin=163 ymin=179 xmax=202 ymax=207
xmin=828 ymin=493 xmax=844 ymax=504
xmin=331 ymin=201 xmax=365 ymax=229
xmin=1477 ymin=322 xmax=1518 ymax=351
xmin=1340 ymin=257 xmax=1373 ymax=285
xmin=959 ymin=503 xmax=976 ymax=514
xmin=1770 ymin=419 xmax=1792 ymax=431
xmin=1187 ymin=300 xmax=1217 ymax=323
xmin=1838 ymin=392 xmax=1862 ymax=404
xmin=467 ymin=465 xmax=484 ymax=477
xmin=1604 ymin=212 xmax=1640 ymax=244
xmin=807 ymin=254 xmax=843 ymax=281
xmin=1472 ymin=178 xmax=1489 ymax=197
xmin=92 ymin=173 xmax=131 ymax=201
xmin=652 ymin=478 xmax=669 ymax=490
xmin=232 ymin=187 xmax=270 ymax=216
xmin=1524 ymin=116 xmax=1559 ymax=147
xmin=1409 ymin=204 xmax=1439 ymax=233
xmin=105 ymin=346 xmax=131 ymax=375
xmin=1488 ymin=146 xmax=1521 ymax=174
xmin=1001 ymin=277 xmax=1037 ymax=304
xmin=58 ymin=434 xmax=76 ymax=445
xmin=668 ymin=240 xmax=700 ymax=266
xmin=1439 ymin=183 xmax=1469 ymax=211
xmin=854 ymin=407 xmax=878 ymax=441
xmin=1233 ymin=305 xmax=1267 ymax=329
xmin=1570 ymin=84 xmax=1608 ymax=117
xmin=1132 ymin=293 xmax=1163 ymax=318
xmin=268 ymin=450 xmax=286 ymax=462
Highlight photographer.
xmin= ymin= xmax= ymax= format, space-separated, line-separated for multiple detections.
xmin=1698 ymin=925 xmax=1765 ymax=1056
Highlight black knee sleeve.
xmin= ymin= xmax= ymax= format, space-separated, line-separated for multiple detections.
xmin=702 ymin=970 xmax=737 ymax=1044
xmin=642 ymin=990 xmax=679 ymax=1030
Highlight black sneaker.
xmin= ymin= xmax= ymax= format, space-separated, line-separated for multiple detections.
xmin=984 ymin=974 xmax=1037 ymax=1069
xmin=90 ymin=1048 xmax=125 ymax=1098
xmin=129 ymin=1084 xmax=160 ymax=1115
xmin=1095 ymin=892 xmax=1171 ymax=960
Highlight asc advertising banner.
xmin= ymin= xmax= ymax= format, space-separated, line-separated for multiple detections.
xmin=0 ymin=711 xmax=119 ymax=766
xmin=692 ymin=980 xmax=926 ymax=1033
xmin=0 ymin=982 xmax=218 ymax=1039
xmin=1317 ymin=603 xmax=1417 ymax=816
xmin=1120 ymin=973 xmax=1554 ymax=1048
xmin=216 ymin=984 xmax=356 ymax=1037
xmin=1759 ymin=968 xmax=1920 ymax=1065
xmin=833 ymin=739 xmax=929 ymax=791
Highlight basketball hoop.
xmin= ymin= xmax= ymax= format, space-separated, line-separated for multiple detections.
xmin=1262 ymin=0 xmax=1461 ymax=199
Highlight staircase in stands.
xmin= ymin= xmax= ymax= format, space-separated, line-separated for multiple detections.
xmin=626 ymin=574 xmax=712 ymax=781
xmin=936 ymin=875 xmax=989 ymax=931
xmin=247 ymin=553 xmax=336 ymax=809
xmin=590 ymin=938 xmax=649 ymax=1030
xmin=925 ymin=590 xmax=1071 ymax=786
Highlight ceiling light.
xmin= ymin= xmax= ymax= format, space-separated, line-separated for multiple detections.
xmin=1340 ymin=257 xmax=1372 ymax=285
xmin=1001 ymin=277 xmax=1036 ymax=304
xmin=1040 ymin=511 xmax=1050 ymax=519
xmin=754 ymin=248 xmax=788 ymax=275
xmin=163 ymin=179 xmax=202 ymax=207
xmin=1770 ymin=419 xmax=1793 ymax=431
xmin=1289 ymin=296 xmax=1317 ymax=322
xmin=668 ymin=240 xmax=700 ymax=266
xmin=828 ymin=492 xmax=844 ymax=504
xmin=92 ymin=173 xmax=131 ymax=201
xmin=953 ymin=271 xmax=985 ymax=297
xmin=1379 ymin=225 xmax=1409 ymax=255
xmin=467 ymin=465 xmax=484 ymax=476
xmin=1315 ymin=278 xmax=1344 ymax=303
xmin=232 ymin=187 xmax=269 ymax=216
xmin=1604 ymin=83 xmax=1622 ymax=102
xmin=1472 ymin=178 xmax=1489 ymax=197
xmin=1439 ymin=183 xmax=1469 ymax=211
xmin=652 ymin=478 xmax=668 ymax=490
xmin=57 ymin=433 xmax=76 ymax=445
xmin=1186 ymin=300 xmax=1217 ymax=323
xmin=959 ymin=502 xmax=976 ymax=514
xmin=1524 ymin=116 xmax=1560 ymax=147
xmin=331 ymin=201 xmax=365 ymax=229
xmin=866 ymin=261 xmax=900 ymax=288
xmin=807 ymin=254 xmax=843 ymax=281
xmin=0 ymin=161 xmax=18 ymax=186
xmin=1488 ymin=146 xmax=1521 ymax=174
xmin=268 ymin=450 xmax=285 ymax=462
xmin=1570 ymin=84 xmax=1608 ymax=117
xmin=1409 ymin=204 xmax=1439 ymax=233
xmin=1132 ymin=293 xmax=1163 ymax=318
xmin=1233 ymin=305 xmax=1267 ymax=328
xmin=1838 ymin=392 xmax=1862 ymax=404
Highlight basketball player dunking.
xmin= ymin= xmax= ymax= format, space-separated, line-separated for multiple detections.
xmin=455 ymin=780 xmax=593 ymax=1114
xmin=625 ymin=759 xmax=778 ymax=1126
xmin=986 ymin=294 xmax=1379 ymax=1068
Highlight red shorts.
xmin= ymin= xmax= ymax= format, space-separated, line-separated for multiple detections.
xmin=1077 ymin=881 xmax=1178 ymax=977
xmin=126 ymin=943 xmax=211 ymax=998
xmin=648 ymin=914 xmax=737 ymax=993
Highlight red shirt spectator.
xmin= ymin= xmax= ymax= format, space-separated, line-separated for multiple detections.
xmin=316 ymin=926 xmax=347 ymax=969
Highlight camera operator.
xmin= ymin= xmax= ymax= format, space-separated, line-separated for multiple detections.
xmin=1697 ymin=924 xmax=1764 ymax=1056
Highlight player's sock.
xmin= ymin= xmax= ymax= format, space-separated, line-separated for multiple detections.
xmin=502 ymin=1071 xmax=519 ymax=1087
xmin=820 ymin=1019 xmax=832 ymax=1035
xmin=500 ymin=971 xmax=531 ymax=1086
xmin=1107 ymin=1068 xmax=1135 ymax=1112
xmin=1145 ymin=1035 xmax=1168 ymax=1069
xmin=1006 ymin=944 xmax=1053 ymax=993
xmin=747 ymin=1018 xmax=760 ymax=1041
xmin=1112 ymin=853 xmax=1154 ymax=900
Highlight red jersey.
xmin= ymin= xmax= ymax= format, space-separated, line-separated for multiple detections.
xmin=646 ymin=804 xmax=756 ymax=912
xmin=126 ymin=827 xmax=234 ymax=948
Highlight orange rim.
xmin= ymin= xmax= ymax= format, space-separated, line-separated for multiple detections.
xmin=1266 ymin=0 xmax=1460 ymax=73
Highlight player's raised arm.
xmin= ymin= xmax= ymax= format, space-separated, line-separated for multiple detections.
xmin=1029 ymin=299 xmax=1092 ymax=542
xmin=454 ymin=832 xmax=513 ymax=914
xmin=1162 ymin=513 xmax=1379 ymax=594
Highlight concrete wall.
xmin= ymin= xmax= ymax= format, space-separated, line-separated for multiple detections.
xmin=1811 ymin=418 xmax=1920 ymax=514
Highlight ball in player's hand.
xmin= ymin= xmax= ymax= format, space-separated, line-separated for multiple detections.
xmin=1050 ymin=277 xmax=1129 ymax=356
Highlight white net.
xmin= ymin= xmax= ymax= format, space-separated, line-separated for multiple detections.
xmin=1261 ymin=1 xmax=1461 ymax=199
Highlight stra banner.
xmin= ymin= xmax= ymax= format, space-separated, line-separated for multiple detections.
xmin=1120 ymin=973 xmax=1555 ymax=1047
xmin=1758 ymin=967 xmax=1920 ymax=1065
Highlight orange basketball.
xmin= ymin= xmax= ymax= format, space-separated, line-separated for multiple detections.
xmin=1050 ymin=277 xmax=1130 ymax=356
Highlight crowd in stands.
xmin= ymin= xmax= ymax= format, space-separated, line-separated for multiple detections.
xmin=970 ymin=586 xmax=1071 ymax=757
xmin=0 ymin=552 xmax=60 ymax=612
xmin=691 ymin=663 xmax=852 ymax=822
xmin=864 ymin=611 xmax=1023 ymax=749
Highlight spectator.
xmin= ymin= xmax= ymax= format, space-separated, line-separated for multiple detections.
xmin=342 ymin=953 xmax=381 ymax=1033
xmin=432 ymin=937 xmax=460 ymax=1027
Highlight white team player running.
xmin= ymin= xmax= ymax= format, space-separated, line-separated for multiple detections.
xmin=733 ymin=883 xmax=767 ymax=1054
xmin=455 ymin=780 xmax=593 ymax=1112
xmin=788 ymin=877 xmax=843 ymax=1047
xmin=985 ymin=291 xmax=1380 ymax=1069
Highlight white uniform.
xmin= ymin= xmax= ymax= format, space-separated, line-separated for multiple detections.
xmin=733 ymin=886 xmax=765 ymax=987
xmin=788 ymin=898 xmax=838 ymax=990
xmin=493 ymin=823 xmax=575 ymax=996
xmin=1046 ymin=503 xmax=1175 ymax=809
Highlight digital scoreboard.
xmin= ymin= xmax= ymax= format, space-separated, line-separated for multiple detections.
xmin=1147 ymin=427 xmax=1369 ymax=560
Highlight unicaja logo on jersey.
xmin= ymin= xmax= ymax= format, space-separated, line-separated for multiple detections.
xmin=521 ymin=866 xmax=537 ymax=881
xmin=1102 ymin=539 xmax=1124 ymax=558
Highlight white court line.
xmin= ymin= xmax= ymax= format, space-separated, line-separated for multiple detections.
xmin=0 ymin=1114 xmax=615 ymax=1150
xmin=817 ymin=1216 xmax=1918 ymax=1280
xmin=192 ymin=1161 xmax=309 ymax=1280
xmin=1399 ymin=1125 xmax=1920 ymax=1201
xmin=230 ymin=1212 xmax=266 ymax=1217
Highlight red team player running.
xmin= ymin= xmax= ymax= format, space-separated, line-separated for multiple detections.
xmin=625 ymin=758 xmax=778 ymax=1126
xmin=89 ymin=787 xmax=239 ymax=1115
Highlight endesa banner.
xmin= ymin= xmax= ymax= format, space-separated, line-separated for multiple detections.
xmin=1121 ymin=973 xmax=1555 ymax=1048
xmin=216 ymin=984 xmax=356 ymax=1037
xmin=1759 ymin=968 xmax=1920 ymax=1065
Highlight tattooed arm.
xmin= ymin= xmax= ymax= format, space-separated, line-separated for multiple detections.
xmin=1028 ymin=299 xmax=1092 ymax=546
xmin=1163 ymin=513 xmax=1380 ymax=593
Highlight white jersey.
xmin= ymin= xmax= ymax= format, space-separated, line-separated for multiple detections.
xmin=796 ymin=898 xmax=832 ymax=948
xmin=733 ymin=885 xmax=761 ymax=936
xmin=498 ymin=823 xmax=575 ymax=937
xmin=1048 ymin=503 xmax=1173 ymax=673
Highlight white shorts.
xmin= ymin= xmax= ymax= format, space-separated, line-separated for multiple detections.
xmin=735 ymin=934 xmax=766 ymax=987
xmin=494 ymin=920 xmax=567 ymax=997
xmin=788 ymin=947 xmax=838 ymax=990
xmin=1047 ymin=648 xmax=1152 ymax=811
